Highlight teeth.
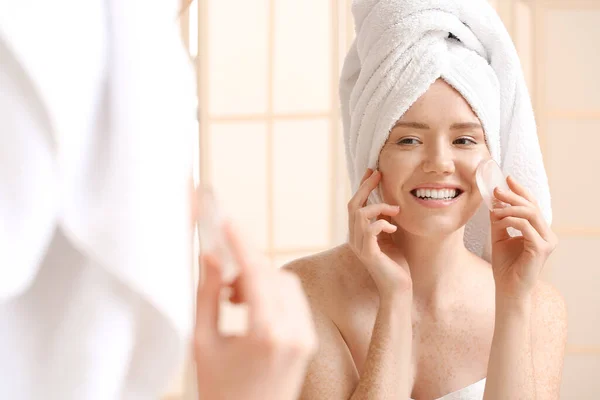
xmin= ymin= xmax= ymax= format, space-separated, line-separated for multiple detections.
xmin=415 ymin=188 xmax=458 ymax=200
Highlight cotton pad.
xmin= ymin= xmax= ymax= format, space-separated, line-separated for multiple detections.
xmin=196 ymin=188 xmax=249 ymax=335
xmin=196 ymin=187 xmax=239 ymax=284
xmin=475 ymin=159 xmax=510 ymax=211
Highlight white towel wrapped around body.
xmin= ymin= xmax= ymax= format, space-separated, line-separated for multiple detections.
xmin=340 ymin=0 xmax=552 ymax=259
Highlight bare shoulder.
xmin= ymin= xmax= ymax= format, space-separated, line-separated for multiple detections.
xmin=283 ymin=244 xmax=366 ymax=399
xmin=283 ymin=243 xmax=367 ymax=315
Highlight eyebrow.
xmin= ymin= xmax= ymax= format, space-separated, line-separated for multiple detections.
xmin=392 ymin=121 xmax=483 ymax=130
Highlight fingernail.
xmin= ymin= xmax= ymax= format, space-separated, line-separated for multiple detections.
xmin=493 ymin=201 xmax=509 ymax=209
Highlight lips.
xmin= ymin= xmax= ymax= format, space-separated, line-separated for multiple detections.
xmin=410 ymin=183 xmax=464 ymax=191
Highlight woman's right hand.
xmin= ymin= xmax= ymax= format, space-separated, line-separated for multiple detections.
xmin=194 ymin=223 xmax=317 ymax=400
xmin=348 ymin=169 xmax=412 ymax=302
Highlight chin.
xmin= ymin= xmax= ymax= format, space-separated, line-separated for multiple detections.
xmin=401 ymin=217 xmax=464 ymax=238
xmin=394 ymin=206 xmax=476 ymax=238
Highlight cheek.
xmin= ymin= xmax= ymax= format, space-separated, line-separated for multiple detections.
xmin=476 ymin=143 xmax=492 ymax=162
xmin=379 ymin=149 xmax=420 ymax=174
xmin=378 ymin=151 xmax=416 ymax=200
xmin=458 ymin=148 xmax=492 ymax=184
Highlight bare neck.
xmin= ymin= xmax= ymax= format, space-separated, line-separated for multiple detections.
xmin=391 ymin=227 xmax=481 ymax=309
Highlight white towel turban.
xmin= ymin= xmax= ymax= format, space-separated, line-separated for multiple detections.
xmin=340 ymin=0 xmax=552 ymax=260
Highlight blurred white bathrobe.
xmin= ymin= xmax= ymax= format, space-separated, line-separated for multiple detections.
xmin=0 ymin=1 xmax=197 ymax=398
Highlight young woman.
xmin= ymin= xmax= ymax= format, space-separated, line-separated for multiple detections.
xmin=287 ymin=78 xmax=566 ymax=399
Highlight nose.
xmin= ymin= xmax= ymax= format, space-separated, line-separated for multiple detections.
xmin=422 ymin=142 xmax=455 ymax=175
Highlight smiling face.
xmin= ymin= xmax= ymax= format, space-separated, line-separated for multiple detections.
xmin=378 ymin=78 xmax=491 ymax=237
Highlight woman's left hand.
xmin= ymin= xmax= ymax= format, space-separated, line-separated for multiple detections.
xmin=490 ymin=175 xmax=558 ymax=300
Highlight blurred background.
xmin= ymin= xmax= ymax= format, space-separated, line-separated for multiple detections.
xmin=167 ymin=0 xmax=599 ymax=398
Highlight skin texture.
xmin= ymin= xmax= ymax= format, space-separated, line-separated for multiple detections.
xmin=285 ymin=79 xmax=567 ymax=400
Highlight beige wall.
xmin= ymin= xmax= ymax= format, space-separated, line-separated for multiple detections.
xmin=195 ymin=0 xmax=349 ymax=266
xmin=496 ymin=1 xmax=600 ymax=398
xmin=170 ymin=0 xmax=600 ymax=398
xmin=520 ymin=2 xmax=600 ymax=398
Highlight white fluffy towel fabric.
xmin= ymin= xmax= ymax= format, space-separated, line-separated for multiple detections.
xmin=0 ymin=0 xmax=195 ymax=398
xmin=340 ymin=0 xmax=552 ymax=260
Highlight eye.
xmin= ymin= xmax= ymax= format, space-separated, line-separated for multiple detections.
xmin=396 ymin=137 xmax=421 ymax=145
xmin=453 ymin=137 xmax=477 ymax=146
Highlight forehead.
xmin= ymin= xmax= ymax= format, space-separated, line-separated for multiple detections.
xmin=397 ymin=79 xmax=480 ymax=126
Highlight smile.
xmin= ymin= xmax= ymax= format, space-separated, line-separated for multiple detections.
xmin=410 ymin=188 xmax=464 ymax=208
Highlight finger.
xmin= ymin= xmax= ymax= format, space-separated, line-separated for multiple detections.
xmin=195 ymin=253 xmax=223 ymax=343
xmin=223 ymin=221 xmax=266 ymax=282
xmin=492 ymin=216 xmax=541 ymax=245
xmin=493 ymin=186 xmax=531 ymax=208
xmin=227 ymin=276 xmax=243 ymax=304
xmin=348 ymin=169 xmax=378 ymax=242
xmin=363 ymin=220 xmax=397 ymax=255
xmin=223 ymin=222 xmax=271 ymax=332
xmin=490 ymin=210 xmax=511 ymax=242
xmin=348 ymin=170 xmax=381 ymax=212
xmin=228 ymin=295 xmax=244 ymax=305
xmin=492 ymin=205 xmax=553 ymax=242
xmin=353 ymin=206 xmax=367 ymax=253
xmin=359 ymin=203 xmax=401 ymax=220
xmin=352 ymin=204 xmax=400 ymax=252
xmin=506 ymin=175 xmax=538 ymax=205
xmin=367 ymin=219 xmax=398 ymax=237
xmin=360 ymin=168 xmax=373 ymax=185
